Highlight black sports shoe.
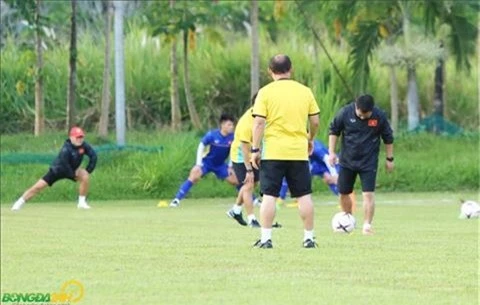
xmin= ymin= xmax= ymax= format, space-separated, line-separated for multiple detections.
xmin=249 ymin=219 xmax=261 ymax=228
xmin=303 ymin=239 xmax=317 ymax=248
xmin=253 ymin=239 xmax=273 ymax=249
xmin=226 ymin=210 xmax=247 ymax=226
xmin=272 ymin=222 xmax=282 ymax=228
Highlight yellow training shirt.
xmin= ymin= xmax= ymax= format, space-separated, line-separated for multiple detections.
xmin=230 ymin=107 xmax=254 ymax=163
xmin=252 ymin=79 xmax=319 ymax=160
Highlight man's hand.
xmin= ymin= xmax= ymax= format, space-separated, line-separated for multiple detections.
xmin=308 ymin=140 xmax=314 ymax=156
xmin=386 ymin=160 xmax=394 ymax=173
xmin=250 ymin=152 xmax=261 ymax=170
xmin=328 ymin=153 xmax=337 ymax=167
xmin=244 ymin=171 xmax=254 ymax=184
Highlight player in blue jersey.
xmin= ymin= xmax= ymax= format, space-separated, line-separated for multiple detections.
xmin=278 ymin=140 xmax=356 ymax=210
xmin=169 ymin=114 xmax=238 ymax=207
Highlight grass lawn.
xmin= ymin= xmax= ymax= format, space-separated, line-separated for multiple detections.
xmin=1 ymin=192 xmax=478 ymax=305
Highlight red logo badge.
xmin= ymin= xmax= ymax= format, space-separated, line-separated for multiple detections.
xmin=78 ymin=148 xmax=85 ymax=154
xmin=368 ymin=119 xmax=378 ymax=127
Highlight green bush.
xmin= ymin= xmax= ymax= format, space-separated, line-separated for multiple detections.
xmin=0 ymin=131 xmax=478 ymax=204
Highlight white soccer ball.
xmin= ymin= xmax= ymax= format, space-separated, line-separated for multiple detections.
xmin=331 ymin=212 xmax=356 ymax=233
xmin=459 ymin=200 xmax=480 ymax=219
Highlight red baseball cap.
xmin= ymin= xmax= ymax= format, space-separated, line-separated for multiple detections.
xmin=69 ymin=126 xmax=85 ymax=138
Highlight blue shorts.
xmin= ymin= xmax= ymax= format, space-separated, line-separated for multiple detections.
xmin=201 ymin=162 xmax=229 ymax=180
xmin=310 ymin=162 xmax=339 ymax=177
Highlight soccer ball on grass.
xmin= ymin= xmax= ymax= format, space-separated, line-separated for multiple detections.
xmin=331 ymin=212 xmax=356 ymax=233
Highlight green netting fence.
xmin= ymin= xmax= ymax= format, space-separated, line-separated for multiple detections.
xmin=0 ymin=144 xmax=163 ymax=165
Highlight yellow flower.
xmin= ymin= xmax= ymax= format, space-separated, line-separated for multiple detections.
xmin=16 ymin=80 xmax=26 ymax=96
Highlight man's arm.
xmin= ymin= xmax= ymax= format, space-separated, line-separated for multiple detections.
xmin=196 ymin=142 xmax=206 ymax=166
xmin=84 ymin=144 xmax=97 ymax=174
xmin=250 ymin=116 xmax=265 ymax=169
xmin=308 ymin=114 xmax=319 ymax=155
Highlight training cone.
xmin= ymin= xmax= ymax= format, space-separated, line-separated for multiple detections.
xmin=157 ymin=200 xmax=168 ymax=208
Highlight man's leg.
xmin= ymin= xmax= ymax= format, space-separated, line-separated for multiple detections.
xmin=359 ymin=170 xmax=377 ymax=235
xmin=170 ymin=165 xmax=203 ymax=207
xmin=12 ymin=179 xmax=49 ymax=210
xmin=362 ymin=192 xmax=375 ymax=234
xmin=255 ymin=161 xmax=283 ymax=248
xmin=287 ymin=161 xmax=315 ymax=248
xmin=75 ymin=169 xmax=91 ymax=209
xmin=337 ymin=166 xmax=356 ymax=214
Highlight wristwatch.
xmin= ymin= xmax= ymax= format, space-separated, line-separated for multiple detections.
xmin=386 ymin=157 xmax=394 ymax=162
xmin=251 ymin=147 xmax=260 ymax=153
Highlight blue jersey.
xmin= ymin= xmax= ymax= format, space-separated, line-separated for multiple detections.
xmin=201 ymin=129 xmax=234 ymax=167
xmin=309 ymin=140 xmax=328 ymax=165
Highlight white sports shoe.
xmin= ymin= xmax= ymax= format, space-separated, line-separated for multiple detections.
xmin=77 ymin=202 xmax=91 ymax=209
xmin=169 ymin=198 xmax=180 ymax=208
xmin=11 ymin=201 xmax=25 ymax=211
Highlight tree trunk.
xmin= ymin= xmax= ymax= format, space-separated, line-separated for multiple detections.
xmin=34 ymin=0 xmax=44 ymax=136
xmin=432 ymin=42 xmax=444 ymax=134
xmin=183 ymin=28 xmax=202 ymax=130
xmin=99 ymin=0 xmax=113 ymax=138
xmin=250 ymin=0 xmax=260 ymax=97
xmin=389 ymin=65 xmax=399 ymax=134
xmin=169 ymin=1 xmax=181 ymax=131
xmin=67 ymin=0 xmax=77 ymax=130
xmin=406 ymin=65 xmax=420 ymax=131
xmin=401 ymin=1 xmax=420 ymax=131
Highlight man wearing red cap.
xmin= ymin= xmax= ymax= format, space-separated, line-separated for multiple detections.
xmin=11 ymin=126 xmax=98 ymax=211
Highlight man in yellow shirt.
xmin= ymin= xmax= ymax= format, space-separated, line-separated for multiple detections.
xmin=227 ymin=93 xmax=260 ymax=227
xmin=251 ymin=54 xmax=320 ymax=249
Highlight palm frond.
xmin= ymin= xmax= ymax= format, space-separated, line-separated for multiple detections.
xmin=347 ymin=20 xmax=382 ymax=93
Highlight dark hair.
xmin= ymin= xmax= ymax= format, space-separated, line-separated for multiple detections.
xmin=251 ymin=92 xmax=258 ymax=106
xmin=269 ymin=54 xmax=292 ymax=74
xmin=219 ymin=113 xmax=235 ymax=123
xmin=355 ymin=94 xmax=374 ymax=112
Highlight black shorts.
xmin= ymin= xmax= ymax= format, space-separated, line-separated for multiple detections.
xmin=232 ymin=162 xmax=259 ymax=183
xmin=260 ymin=160 xmax=311 ymax=198
xmin=337 ymin=166 xmax=377 ymax=194
xmin=42 ymin=169 xmax=75 ymax=186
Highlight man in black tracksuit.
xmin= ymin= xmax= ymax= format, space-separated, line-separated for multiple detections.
xmin=328 ymin=95 xmax=394 ymax=235
xmin=11 ymin=126 xmax=97 ymax=211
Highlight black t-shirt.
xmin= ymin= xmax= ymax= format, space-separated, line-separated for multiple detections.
xmin=329 ymin=102 xmax=393 ymax=171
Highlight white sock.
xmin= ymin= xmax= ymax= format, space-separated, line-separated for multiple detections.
xmin=260 ymin=228 xmax=272 ymax=243
xmin=363 ymin=223 xmax=371 ymax=231
xmin=304 ymin=230 xmax=314 ymax=241
xmin=79 ymin=196 xmax=87 ymax=205
xmin=247 ymin=214 xmax=256 ymax=223
xmin=232 ymin=204 xmax=242 ymax=215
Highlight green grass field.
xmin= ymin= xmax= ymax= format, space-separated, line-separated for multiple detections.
xmin=1 ymin=192 xmax=478 ymax=305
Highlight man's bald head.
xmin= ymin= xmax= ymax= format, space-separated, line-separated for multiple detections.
xmin=269 ymin=54 xmax=292 ymax=74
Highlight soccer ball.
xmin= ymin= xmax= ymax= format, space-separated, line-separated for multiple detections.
xmin=331 ymin=212 xmax=356 ymax=233
xmin=459 ymin=200 xmax=480 ymax=219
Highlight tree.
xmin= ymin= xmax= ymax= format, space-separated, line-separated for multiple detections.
xmin=98 ymin=0 xmax=113 ymax=138
xmin=181 ymin=0 xmax=202 ymax=130
xmin=66 ymin=0 xmax=77 ymax=130
xmin=250 ymin=0 xmax=260 ymax=97
xmin=169 ymin=0 xmax=181 ymax=131
xmin=333 ymin=0 xmax=478 ymax=131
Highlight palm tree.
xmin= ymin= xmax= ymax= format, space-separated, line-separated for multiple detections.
xmin=336 ymin=0 xmax=477 ymax=131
